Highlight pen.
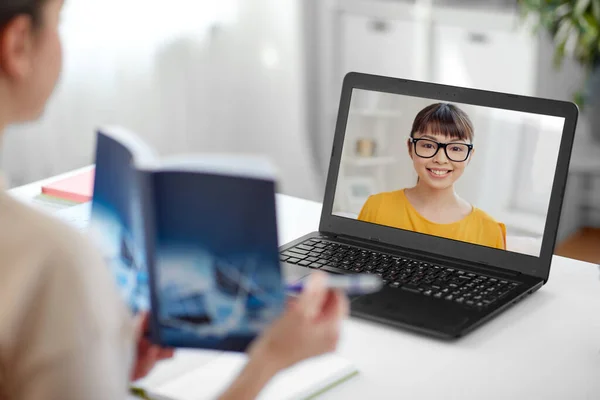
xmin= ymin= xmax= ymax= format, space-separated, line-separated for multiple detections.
xmin=285 ymin=274 xmax=383 ymax=296
xmin=130 ymin=387 xmax=152 ymax=400
xmin=130 ymin=387 xmax=177 ymax=400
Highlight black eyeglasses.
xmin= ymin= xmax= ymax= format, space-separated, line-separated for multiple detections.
xmin=410 ymin=138 xmax=473 ymax=162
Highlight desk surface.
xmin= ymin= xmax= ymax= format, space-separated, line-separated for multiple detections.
xmin=275 ymin=195 xmax=600 ymax=400
xmin=10 ymin=171 xmax=600 ymax=400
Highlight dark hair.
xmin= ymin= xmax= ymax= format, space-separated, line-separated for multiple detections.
xmin=410 ymin=103 xmax=474 ymax=143
xmin=0 ymin=0 xmax=46 ymax=31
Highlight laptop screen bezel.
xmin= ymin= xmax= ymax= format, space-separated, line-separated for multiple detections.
xmin=319 ymin=72 xmax=578 ymax=281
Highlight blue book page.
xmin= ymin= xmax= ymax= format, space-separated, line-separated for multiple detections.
xmin=88 ymin=131 xmax=149 ymax=314
xmin=147 ymin=171 xmax=285 ymax=352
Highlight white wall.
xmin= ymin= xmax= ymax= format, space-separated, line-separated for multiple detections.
xmin=1 ymin=0 xmax=319 ymax=200
xmin=533 ymin=32 xmax=600 ymax=242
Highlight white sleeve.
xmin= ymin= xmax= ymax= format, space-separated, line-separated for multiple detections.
xmin=6 ymin=232 xmax=136 ymax=400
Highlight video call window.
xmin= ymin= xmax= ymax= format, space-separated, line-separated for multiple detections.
xmin=332 ymin=89 xmax=565 ymax=257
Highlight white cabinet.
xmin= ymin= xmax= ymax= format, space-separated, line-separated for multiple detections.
xmin=340 ymin=13 xmax=418 ymax=82
xmin=311 ymin=0 xmax=539 ymax=184
xmin=431 ymin=24 xmax=537 ymax=96
xmin=337 ymin=6 xmax=537 ymax=97
xmin=335 ymin=13 xmax=421 ymax=212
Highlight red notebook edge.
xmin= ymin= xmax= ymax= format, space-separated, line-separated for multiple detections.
xmin=41 ymin=168 xmax=95 ymax=203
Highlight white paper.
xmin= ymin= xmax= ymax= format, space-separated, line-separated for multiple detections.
xmin=147 ymin=352 xmax=358 ymax=400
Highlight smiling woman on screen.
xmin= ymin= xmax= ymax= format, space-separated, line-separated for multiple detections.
xmin=357 ymin=103 xmax=506 ymax=250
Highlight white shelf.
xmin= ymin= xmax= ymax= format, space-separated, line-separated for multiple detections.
xmin=345 ymin=156 xmax=397 ymax=166
xmin=495 ymin=209 xmax=545 ymax=237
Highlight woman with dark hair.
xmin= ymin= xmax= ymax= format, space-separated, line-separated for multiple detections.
xmin=0 ymin=1 xmax=348 ymax=399
xmin=358 ymin=103 xmax=506 ymax=250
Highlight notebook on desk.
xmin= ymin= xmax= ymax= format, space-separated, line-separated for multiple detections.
xmin=41 ymin=168 xmax=95 ymax=203
xmin=134 ymin=351 xmax=358 ymax=400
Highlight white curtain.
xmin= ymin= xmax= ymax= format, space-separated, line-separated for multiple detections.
xmin=1 ymin=0 xmax=320 ymax=200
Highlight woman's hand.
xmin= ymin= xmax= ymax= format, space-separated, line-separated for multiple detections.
xmin=249 ymin=271 xmax=349 ymax=370
xmin=219 ymin=271 xmax=349 ymax=400
xmin=131 ymin=311 xmax=175 ymax=381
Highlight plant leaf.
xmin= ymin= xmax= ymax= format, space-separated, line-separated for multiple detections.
xmin=518 ymin=0 xmax=599 ymax=105
xmin=583 ymin=11 xmax=600 ymax=36
xmin=554 ymin=40 xmax=567 ymax=68
xmin=555 ymin=3 xmax=575 ymax=21
xmin=575 ymin=0 xmax=592 ymax=16
xmin=579 ymin=12 xmax=599 ymax=42
xmin=575 ymin=12 xmax=600 ymax=64
xmin=574 ymin=90 xmax=586 ymax=109
xmin=554 ymin=17 xmax=574 ymax=46
xmin=592 ymin=0 xmax=600 ymax=21
xmin=518 ymin=0 xmax=537 ymax=8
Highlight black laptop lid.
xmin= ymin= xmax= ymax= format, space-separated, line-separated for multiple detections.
xmin=319 ymin=72 xmax=578 ymax=281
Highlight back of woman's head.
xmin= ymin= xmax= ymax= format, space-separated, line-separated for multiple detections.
xmin=0 ymin=0 xmax=62 ymax=124
xmin=0 ymin=0 xmax=46 ymax=30
xmin=410 ymin=103 xmax=474 ymax=142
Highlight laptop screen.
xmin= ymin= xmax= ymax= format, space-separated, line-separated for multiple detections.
xmin=331 ymin=88 xmax=566 ymax=258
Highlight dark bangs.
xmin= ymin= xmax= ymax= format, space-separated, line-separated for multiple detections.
xmin=410 ymin=103 xmax=474 ymax=142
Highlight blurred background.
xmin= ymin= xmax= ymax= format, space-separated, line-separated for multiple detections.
xmin=1 ymin=0 xmax=599 ymax=263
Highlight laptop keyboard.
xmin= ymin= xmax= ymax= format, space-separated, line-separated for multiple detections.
xmin=280 ymin=238 xmax=521 ymax=310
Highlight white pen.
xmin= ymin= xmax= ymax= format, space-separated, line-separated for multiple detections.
xmin=286 ymin=273 xmax=383 ymax=295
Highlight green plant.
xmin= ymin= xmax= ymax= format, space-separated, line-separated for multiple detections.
xmin=519 ymin=0 xmax=600 ymax=107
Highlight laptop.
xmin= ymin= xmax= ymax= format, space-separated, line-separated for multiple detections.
xmin=279 ymin=72 xmax=578 ymax=339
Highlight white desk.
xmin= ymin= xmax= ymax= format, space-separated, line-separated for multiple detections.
xmin=9 ymin=172 xmax=600 ymax=400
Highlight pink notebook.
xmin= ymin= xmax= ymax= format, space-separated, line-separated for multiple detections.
xmin=41 ymin=168 xmax=95 ymax=203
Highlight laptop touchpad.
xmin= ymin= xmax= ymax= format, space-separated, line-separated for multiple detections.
xmin=351 ymin=288 xmax=470 ymax=332
xmin=281 ymin=262 xmax=314 ymax=283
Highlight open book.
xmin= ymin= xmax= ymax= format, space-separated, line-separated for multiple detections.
xmin=133 ymin=350 xmax=358 ymax=400
xmin=88 ymin=126 xmax=285 ymax=352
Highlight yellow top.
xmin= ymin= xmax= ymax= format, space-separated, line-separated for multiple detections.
xmin=358 ymin=190 xmax=506 ymax=250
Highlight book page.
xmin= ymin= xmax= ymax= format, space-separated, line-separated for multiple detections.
xmin=134 ymin=349 xmax=224 ymax=390
xmin=88 ymin=128 xmax=155 ymax=314
xmin=149 ymin=353 xmax=358 ymax=400
xmin=97 ymin=125 xmax=159 ymax=167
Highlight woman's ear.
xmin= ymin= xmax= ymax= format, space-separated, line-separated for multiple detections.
xmin=467 ymin=147 xmax=475 ymax=165
xmin=407 ymin=139 xmax=413 ymax=159
xmin=0 ymin=15 xmax=35 ymax=80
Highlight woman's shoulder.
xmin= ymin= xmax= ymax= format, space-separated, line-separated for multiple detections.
xmin=0 ymin=193 xmax=108 ymax=286
xmin=0 ymin=192 xmax=87 ymax=253
xmin=470 ymin=207 xmax=505 ymax=229
xmin=367 ymin=189 xmax=406 ymax=202
xmin=0 ymin=194 xmax=134 ymax=383
xmin=0 ymin=193 xmax=132 ymax=326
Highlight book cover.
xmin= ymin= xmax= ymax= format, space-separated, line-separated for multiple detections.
xmin=88 ymin=126 xmax=285 ymax=352
xmin=144 ymin=170 xmax=285 ymax=351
